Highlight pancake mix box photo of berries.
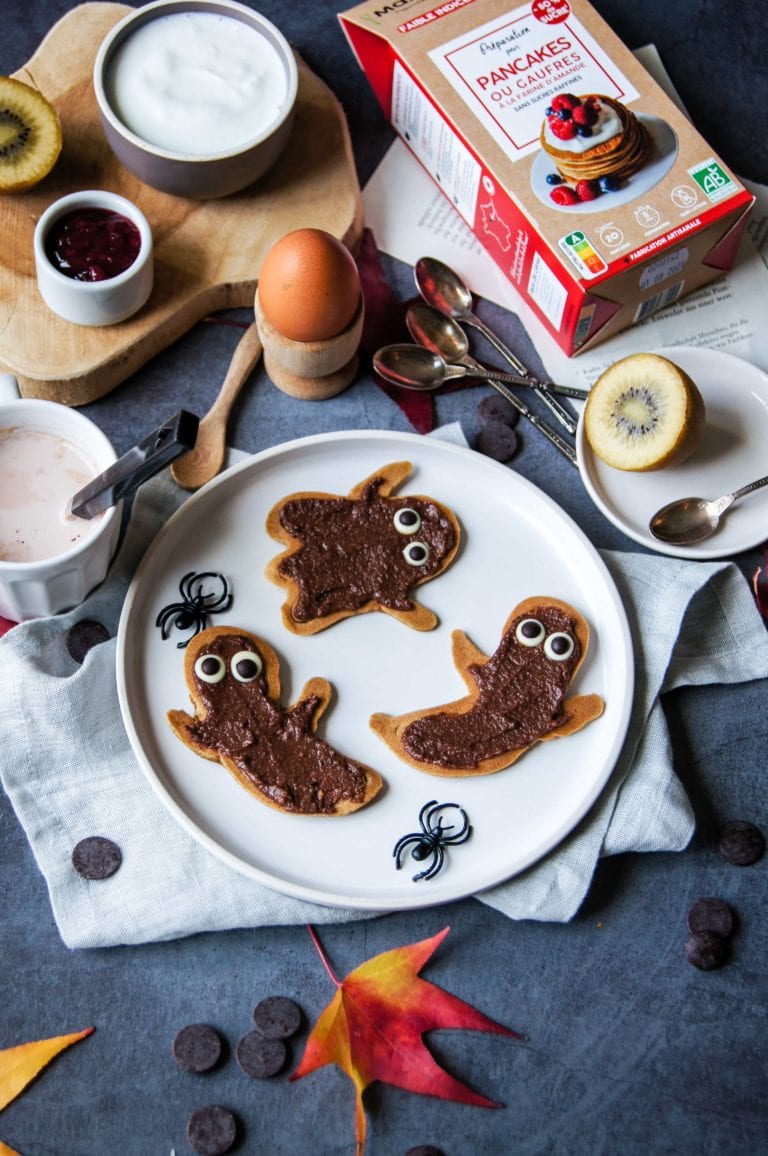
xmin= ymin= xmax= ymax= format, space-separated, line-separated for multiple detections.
xmin=340 ymin=0 xmax=754 ymax=355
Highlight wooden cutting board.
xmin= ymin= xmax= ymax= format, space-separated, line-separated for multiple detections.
xmin=1 ymin=3 xmax=363 ymax=405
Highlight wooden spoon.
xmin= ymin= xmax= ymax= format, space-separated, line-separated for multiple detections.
xmin=171 ymin=322 xmax=263 ymax=490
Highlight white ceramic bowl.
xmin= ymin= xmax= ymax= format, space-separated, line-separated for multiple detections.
xmin=93 ymin=0 xmax=298 ymax=199
xmin=34 ymin=189 xmax=153 ymax=326
xmin=0 ymin=376 xmax=122 ymax=621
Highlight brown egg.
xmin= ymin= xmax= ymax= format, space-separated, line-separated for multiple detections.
xmin=257 ymin=228 xmax=360 ymax=342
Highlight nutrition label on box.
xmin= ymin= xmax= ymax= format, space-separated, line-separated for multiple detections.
xmin=428 ymin=2 xmax=638 ymax=158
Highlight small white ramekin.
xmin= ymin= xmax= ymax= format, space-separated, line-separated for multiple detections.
xmin=34 ymin=189 xmax=153 ymax=326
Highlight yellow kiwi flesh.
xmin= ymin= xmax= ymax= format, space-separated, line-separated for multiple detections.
xmin=584 ymin=352 xmax=706 ymax=471
xmin=0 ymin=76 xmax=62 ymax=193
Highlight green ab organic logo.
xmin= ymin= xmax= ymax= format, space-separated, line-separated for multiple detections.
xmin=689 ymin=159 xmax=736 ymax=202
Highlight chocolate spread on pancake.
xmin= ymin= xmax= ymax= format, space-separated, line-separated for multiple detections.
xmin=276 ymin=476 xmax=457 ymax=622
xmin=184 ymin=633 xmax=369 ymax=814
xmin=402 ymin=606 xmax=581 ymax=769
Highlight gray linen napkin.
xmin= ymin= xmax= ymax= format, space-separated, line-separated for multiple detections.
xmin=2 ymin=443 xmax=768 ymax=948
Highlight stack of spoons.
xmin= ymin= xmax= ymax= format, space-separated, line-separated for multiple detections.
xmin=372 ymin=256 xmax=586 ymax=467
xmin=371 ymin=257 xmax=767 ymax=549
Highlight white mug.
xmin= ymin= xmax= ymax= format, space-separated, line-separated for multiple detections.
xmin=0 ymin=375 xmax=122 ymax=621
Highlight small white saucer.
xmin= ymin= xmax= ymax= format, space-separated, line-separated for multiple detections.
xmin=576 ymin=345 xmax=768 ymax=559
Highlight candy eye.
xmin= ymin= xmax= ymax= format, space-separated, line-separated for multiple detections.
xmin=194 ymin=653 xmax=226 ymax=683
xmin=394 ymin=507 xmax=422 ymax=535
xmin=544 ymin=632 xmax=575 ymax=661
xmin=515 ymin=618 xmax=545 ymax=646
xmin=230 ymin=650 xmax=263 ymax=683
xmin=403 ymin=541 xmax=430 ymax=566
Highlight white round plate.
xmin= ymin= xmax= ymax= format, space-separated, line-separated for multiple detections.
xmin=117 ymin=430 xmax=633 ymax=910
xmin=577 ymin=346 xmax=768 ymax=559
xmin=530 ymin=114 xmax=678 ymax=213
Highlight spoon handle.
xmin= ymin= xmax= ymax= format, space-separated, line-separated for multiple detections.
xmin=464 ymin=357 xmax=577 ymax=466
xmin=464 ymin=314 xmax=583 ymax=432
xmin=537 ymin=391 xmax=577 ymax=434
xmin=208 ymin=322 xmax=263 ymax=418
xmin=730 ymin=473 xmax=768 ymax=504
xmin=171 ymin=324 xmax=263 ymax=490
xmin=463 ymin=362 xmax=587 ymax=399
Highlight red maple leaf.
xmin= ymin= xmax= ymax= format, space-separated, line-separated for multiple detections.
xmin=291 ymin=925 xmax=523 ymax=1153
xmin=356 ymin=229 xmax=435 ymax=434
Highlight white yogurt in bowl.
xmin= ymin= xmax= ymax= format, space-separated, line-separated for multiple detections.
xmin=94 ymin=0 xmax=298 ymax=199
xmin=106 ymin=10 xmax=288 ymax=157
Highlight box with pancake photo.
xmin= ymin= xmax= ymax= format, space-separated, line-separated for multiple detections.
xmin=340 ymin=0 xmax=754 ymax=355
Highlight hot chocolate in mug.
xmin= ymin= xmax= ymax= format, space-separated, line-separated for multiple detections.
xmin=0 ymin=375 xmax=121 ymax=620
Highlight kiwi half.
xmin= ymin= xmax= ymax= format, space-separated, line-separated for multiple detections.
xmin=584 ymin=352 xmax=706 ymax=471
xmin=0 ymin=75 xmax=62 ymax=193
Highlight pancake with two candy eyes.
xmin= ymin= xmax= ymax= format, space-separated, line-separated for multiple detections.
xmin=167 ymin=626 xmax=383 ymax=815
xmin=265 ymin=461 xmax=460 ymax=634
xmin=370 ymin=597 xmax=605 ymax=777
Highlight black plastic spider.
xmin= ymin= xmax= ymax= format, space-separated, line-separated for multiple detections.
xmin=155 ymin=571 xmax=233 ymax=648
xmin=393 ymin=800 xmax=472 ymax=882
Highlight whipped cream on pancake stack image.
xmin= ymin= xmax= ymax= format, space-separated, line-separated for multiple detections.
xmin=540 ymin=93 xmax=652 ymax=205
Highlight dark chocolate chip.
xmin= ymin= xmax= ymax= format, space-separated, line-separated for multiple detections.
xmin=65 ymin=619 xmax=110 ymax=664
xmin=253 ymin=996 xmax=302 ymax=1040
xmin=186 ymin=1105 xmax=238 ymax=1155
xmin=476 ymin=422 xmax=519 ymax=462
xmin=686 ymin=898 xmax=735 ymax=939
xmin=172 ymin=1024 xmax=223 ymax=1073
xmin=477 ymin=393 xmax=519 ymax=428
xmin=235 ymin=1029 xmax=286 ymax=1078
xmin=405 ymin=1148 xmax=446 ymax=1156
xmin=71 ymin=836 xmax=122 ymax=880
xmin=685 ymin=930 xmax=728 ymax=971
xmin=718 ymin=819 xmax=765 ymax=866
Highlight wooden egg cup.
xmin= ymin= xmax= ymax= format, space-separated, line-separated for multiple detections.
xmin=254 ymin=289 xmax=364 ymax=400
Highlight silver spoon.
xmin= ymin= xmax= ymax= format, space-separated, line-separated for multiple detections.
xmin=649 ymin=473 xmax=768 ymax=545
xmin=373 ymin=343 xmax=588 ymax=399
xmin=415 ymin=255 xmax=580 ymax=435
xmin=405 ymin=302 xmax=577 ymax=467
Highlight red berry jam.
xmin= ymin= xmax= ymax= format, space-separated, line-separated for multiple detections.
xmin=44 ymin=208 xmax=141 ymax=282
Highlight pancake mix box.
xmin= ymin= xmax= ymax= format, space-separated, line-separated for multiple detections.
xmin=339 ymin=0 xmax=754 ymax=355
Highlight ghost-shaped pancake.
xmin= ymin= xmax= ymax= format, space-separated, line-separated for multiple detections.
xmin=168 ymin=626 xmax=383 ymax=815
xmin=265 ymin=461 xmax=460 ymax=634
xmin=370 ymin=597 xmax=604 ymax=776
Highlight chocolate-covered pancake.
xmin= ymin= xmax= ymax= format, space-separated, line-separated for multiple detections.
xmin=168 ymin=625 xmax=383 ymax=815
xmin=265 ymin=461 xmax=460 ymax=634
xmin=371 ymin=597 xmax=604 ymax=777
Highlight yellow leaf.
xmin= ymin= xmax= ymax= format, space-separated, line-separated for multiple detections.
xmin=0 ymin=1141 xmax=23 ymax=1155
xmin=0 ymin=1029 xmax=94 ymax=1113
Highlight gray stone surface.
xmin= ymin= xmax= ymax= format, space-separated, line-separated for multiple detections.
xmin=1 ymin=2 xmax=766 ymax=1154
